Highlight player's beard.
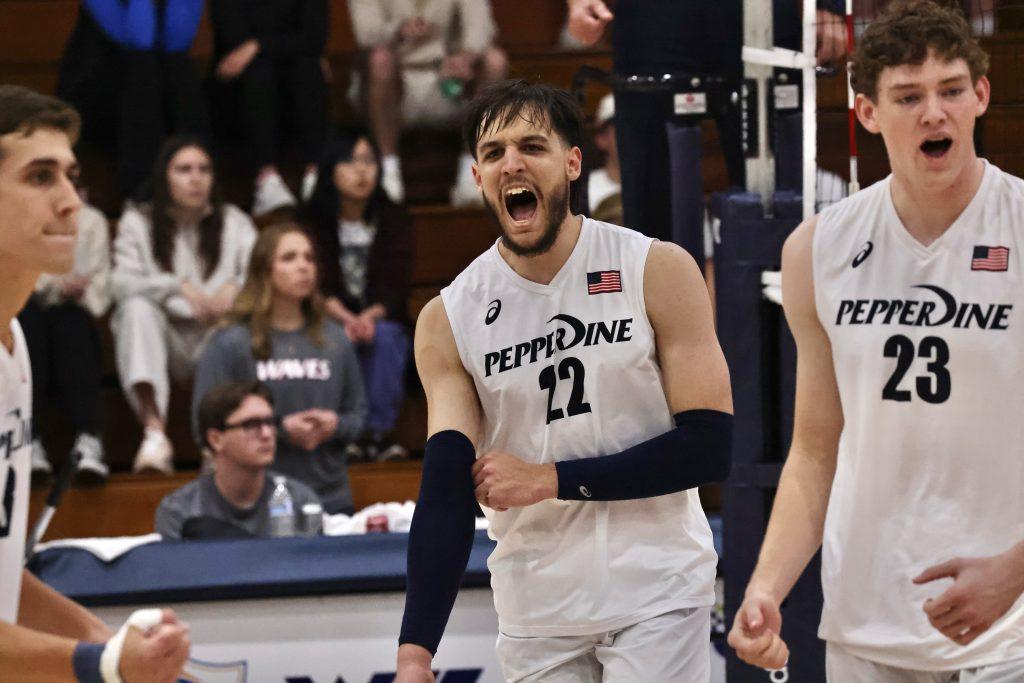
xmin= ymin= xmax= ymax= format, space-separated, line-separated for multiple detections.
xmin=483 ymin=179 xmax=569 ymax=258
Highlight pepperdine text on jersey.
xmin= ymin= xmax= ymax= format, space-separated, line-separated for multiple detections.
xmin=484 ymin=314 xmax=634 ymax=377
xmin=835 ymin=285 xmax=1012 ymax=330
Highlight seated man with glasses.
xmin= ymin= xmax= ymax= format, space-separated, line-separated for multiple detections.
xmin=155 ymin=380 xmax=320 ymax=540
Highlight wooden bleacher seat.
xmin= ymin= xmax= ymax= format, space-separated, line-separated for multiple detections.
xmin=28 ymin=461 xmax=425 ymax=542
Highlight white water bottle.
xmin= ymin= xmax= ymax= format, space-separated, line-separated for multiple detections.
xmin=268 ymin=475 xmax=295 ymax=538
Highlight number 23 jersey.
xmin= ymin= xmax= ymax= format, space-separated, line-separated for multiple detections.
xmin=441 ymin=218 xmax=716 ymax=638
xmin=814 ymin=161 xmax=1024 ymax=669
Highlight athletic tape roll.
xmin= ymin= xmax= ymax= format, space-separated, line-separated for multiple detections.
xmin=99 ymin=609 xmax=164 ymax=683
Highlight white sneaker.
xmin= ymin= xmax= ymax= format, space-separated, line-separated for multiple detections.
xmin=74 ymin=433 xmax=109 ymax=483
xmin=376 ymin=441 xmax=410 ymax=462
xmin=381 ymin=160 xmax=405 ymax=203
xmin=300 ymin=168 xmax=318 ymax=202
xmin=133 ymin=428 xmax=174 ymax=474
xmin=450 ymin=155 xmax=483 ymax=207
xmin=30 ymin=439 xmax=52 ymax=477
xmin=252 ymin=172 xmax=297 ymax=217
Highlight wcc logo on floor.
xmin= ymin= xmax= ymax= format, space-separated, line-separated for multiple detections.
xmin=285 ymin=671 xmax=483 ymax=683
xmin=178 ymin=661 xmax=483 ymax=683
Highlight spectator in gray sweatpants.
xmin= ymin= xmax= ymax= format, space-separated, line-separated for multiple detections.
xmin=111 ymin=136 xmax=256 ymax=474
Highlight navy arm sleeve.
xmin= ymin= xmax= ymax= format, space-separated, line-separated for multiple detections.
xmin=555 ymin=410 xmax=732 ymax=501
xmin=398 ymin=431 xmax=478 ymax=654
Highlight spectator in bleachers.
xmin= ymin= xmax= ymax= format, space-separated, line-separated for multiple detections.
xmin=111 ymin=136 xmax=257 ymax=475
xmin=209 ymin=0 xmax=330 ymax=217
xmin=346 ymin=0 xmax=509 ymax=206
xmin=56 ymin=0 xmax=209 ymax=202
xmin=304 ymin=130 xmax=412 ymax=461
xmin=193 ymin=223 xmax=367 ymax=514
xmin=156 ymin=380 xmax=320 ymax=540
xmin=583 ymin=93 xmax=622 ymax=225
xmin=20 ymin=202 xmax=112 ymax=483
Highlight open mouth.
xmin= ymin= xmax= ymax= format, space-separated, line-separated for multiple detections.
xmin=504 ymin=187 xmax=538 ymax=223
xmin=920 ymin=137 xmax=953 ymax=158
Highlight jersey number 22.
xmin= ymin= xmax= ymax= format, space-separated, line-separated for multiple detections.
xmin=539 ymin=357 xmax=592 ymax=424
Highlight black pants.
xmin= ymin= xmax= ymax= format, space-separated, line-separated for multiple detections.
xmin=118 ymin=51 xmax=210 ymax=199
xmin=17 ymin=299 xmax=103 ymax=439
xmin=614 ymin=87 xmax=745 ymax=245
xmin=238 ymin=53 xmax=327 ymax=171
xmin=56 ymin=11 xmax=209 ymax=200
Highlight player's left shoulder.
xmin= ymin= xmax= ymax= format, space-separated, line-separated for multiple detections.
xmin=642 ymin=241 xmax=710 ymax=330
xmin=587 ymin=216 xmax=652 ymax=246
xmin=643 ymin=239 xmax=703 ymax=290
xmin=990 ymin=164 xmax=1024 ymax=200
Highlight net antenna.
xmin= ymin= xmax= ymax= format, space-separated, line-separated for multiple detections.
xmin=742 ymin=0 xmax=818 ymax=219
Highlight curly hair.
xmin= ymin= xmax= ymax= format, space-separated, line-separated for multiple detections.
xmin=850 ymin=0 xmax=989 ymax=100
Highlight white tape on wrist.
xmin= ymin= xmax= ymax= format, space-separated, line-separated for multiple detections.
xmin=99 ymin=609 xmax=164 ymax=683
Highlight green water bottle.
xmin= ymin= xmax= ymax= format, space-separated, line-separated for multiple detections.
xmin=440 ymin=77 xmax=465 ymax=99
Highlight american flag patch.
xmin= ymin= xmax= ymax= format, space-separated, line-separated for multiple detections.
xmin=587 ymin=270 xmax=622 ymax=294
xmin=971 ymin=245 xmax=1010 ymax=272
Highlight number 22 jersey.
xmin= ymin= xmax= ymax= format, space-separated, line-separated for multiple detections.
xmin=814 ymin=161 xmax=1024 ymax=669
xmin=441 ymin=218 xmax=716 ymax=637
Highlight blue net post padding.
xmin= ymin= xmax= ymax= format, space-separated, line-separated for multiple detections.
xmin=775 ymin=111 xmax=804 ymax=194
xmin=667 ymin=121 xmax=705 ymax=271
xmin=714 ymin=190 xmax=826 ymax=682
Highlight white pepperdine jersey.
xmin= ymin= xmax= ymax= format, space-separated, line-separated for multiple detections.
xmin=441 ymin=218 xmax=717 ymax=637
xmin=813 ymin=161 xmax=1024 ymax=670
xmin=0 ymin=320 xmax=32 ymax=623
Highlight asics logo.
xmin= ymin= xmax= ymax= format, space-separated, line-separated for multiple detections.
xmin=485 ymin=299 xmax=501 ymax=325
xmin=852 ymin=241 xmax=873 ymax=268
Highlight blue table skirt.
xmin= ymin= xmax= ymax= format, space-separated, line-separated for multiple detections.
xmin=30 ymin=516 xmax=722 ymax=608
xmin=29 ymin=530 xmax=497 ymax=607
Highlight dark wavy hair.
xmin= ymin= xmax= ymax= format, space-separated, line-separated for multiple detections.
xmin=0 ymin=85 xmax=80 ymax=164
xmin=197 ymin=380 xmax=274 ymax=449
xmin=148 ymin=136 xmax=225 ymax=279
xmin=462 ymin=79 xmax=584 ymax=158
xmin=851 ymin=0 xmax=989 ymax=100
xmin=302 ymin=127 xmax=393 ymax=233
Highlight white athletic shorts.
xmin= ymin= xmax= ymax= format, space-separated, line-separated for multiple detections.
xmin=495 ymin=607 xmax=711 ymax=682
xmin=827 ymin=642 xmax=1024 ymax=683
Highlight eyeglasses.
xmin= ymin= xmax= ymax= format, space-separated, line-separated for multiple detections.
xmin=222 ymin=416 xmax=277 ymax=435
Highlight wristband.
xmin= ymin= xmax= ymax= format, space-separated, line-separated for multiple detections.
xmin=72 ymin=642 xmax=104 ymax=683
xmin=99 ymin=608 xmax=164 ymax=683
